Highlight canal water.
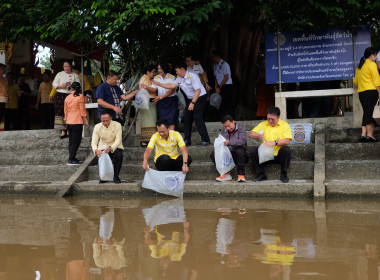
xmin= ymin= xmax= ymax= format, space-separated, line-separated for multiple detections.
xmin=1 ymin=196 xmax=380 ymax=280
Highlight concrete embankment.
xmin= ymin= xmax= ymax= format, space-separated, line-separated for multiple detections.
xmin=1 ymin=117 xmax=380 ymax=198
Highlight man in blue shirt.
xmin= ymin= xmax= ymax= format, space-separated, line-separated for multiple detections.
xmin=96 ymin=70 xmax=137 ymax=123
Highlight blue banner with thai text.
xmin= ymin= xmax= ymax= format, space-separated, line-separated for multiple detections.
xmin=265 ymin=26 xmax=370 ymax=84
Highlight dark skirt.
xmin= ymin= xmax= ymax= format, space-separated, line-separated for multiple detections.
xmin=359 ymin=90 xmax=378 ymax=126
xmin=54 ymin=91 xmax=67 ymax=130
xmin=158 ymin=96 xmax=179 ymax=126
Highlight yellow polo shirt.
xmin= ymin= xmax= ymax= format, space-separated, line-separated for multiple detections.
xmin=148 ymin=130 xmax=185 ymax=162
xmin=6 ymin=83 xmax=21 ymax=109
xmin=252 ymin=119 xmax=293 ymax=156
xmin=353 ymin=59 xmax=380 ymax=93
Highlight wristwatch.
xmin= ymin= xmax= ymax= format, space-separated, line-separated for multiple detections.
xmin=275 ymin=140 xmax=278 ymax=146
xmin=183 ymin=162 xmax=188 ymax=165
xmin=191 ymin=101 xmax=196 ymax=104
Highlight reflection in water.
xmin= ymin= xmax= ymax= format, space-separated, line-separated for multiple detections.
xmin=0 ymin=197 xmax=380 ymax=279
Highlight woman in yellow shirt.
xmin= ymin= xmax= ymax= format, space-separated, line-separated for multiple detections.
xmin=353 ymin=47 xmax=380 ymax=142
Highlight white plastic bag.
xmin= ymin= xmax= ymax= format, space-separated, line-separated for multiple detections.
xmin=210 ymin=93 xmax=222 ymax=109
xmin=177 ymin=90 xmax=186 ymax=110
xmin=134 ymin=89 xmax=150 ymax=110
xmin=258 ymin=144 xmax=274 ymax=164
xmin=142 ymin=198 xmax=186 ymax=231
xmin=142 ymin=169 xmax=186 ymax=198
xmin=98 ymin=151 xmax=114 ymax=181
xmin=214 ymin=134 xmax=235 ymax=175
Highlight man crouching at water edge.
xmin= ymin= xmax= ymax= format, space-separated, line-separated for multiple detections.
xmin=142 ymin=119 xmax=192 ymax=174
xmin=91 ymin=109 xmax=124 ymax=184
xmin=210 ymin=114 xmax=248 ymax=182
xmin=249 ymin=106 xmax=292 ymax=183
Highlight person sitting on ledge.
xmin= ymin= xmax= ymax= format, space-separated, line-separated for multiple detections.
xmin=210 ymin=114 xmax=248 ymax=182
xmin=142 ymin=119 xmax=192 ymax=173
xmin=91 ymin=109 xmax=124 ymax=184
xmin=249 ymin=106 xmax=292 ymax=183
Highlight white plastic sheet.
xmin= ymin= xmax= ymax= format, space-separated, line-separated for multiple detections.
xmin=210 ymin=93 xmax=222 ymax=110
xmin=142 ymin=198 xmax=186 ymax=231
xmin=98 ymin=151 xmax=114 ymax=181
xmin=214 ymin=135 xmax=235 ymax=176
xmin=134 ymin=89 xmax=150 ymax=110
xmin=258 ymin=143 xmax=274 ymax=164
xmin=142 ymin=169 xmax=186 ymax=198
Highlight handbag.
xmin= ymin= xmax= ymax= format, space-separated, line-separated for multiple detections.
xmin=373 ymin=99 xmax=380 ymax=125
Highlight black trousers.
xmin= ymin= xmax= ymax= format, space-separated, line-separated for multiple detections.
xmin=0 ymin=102 xmax=5 ymax=124
xmin=18 ymin=96 xmax=30 ymax=130
xmin=184 ymin=94 xmax=210 ymax=143
xmin=210 ymin=148 xmax=248 ymax=175
xmin=4 ymin=108 xmax=20 ymax=131
xmin=67 ymin=124 xmax=83 ymax=161
xmin=155 ymin=155 xmax=193 ymax=171
xmin=219 ymin=84 xmax=234 ymax=120
xmin=109 ymin=148 xmax=123 ymax=178
xmin=250 ymin=146 xmax=291 ymax=174
xmin=41 ymin=103 xmax=55 ymax=129
xmin=359 ymin=90 xmax=378 ymax=126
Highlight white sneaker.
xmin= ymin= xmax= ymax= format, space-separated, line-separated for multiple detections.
xmin=216 ymin=173 xmax=232 ymax=182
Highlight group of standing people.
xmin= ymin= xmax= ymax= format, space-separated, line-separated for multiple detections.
xmin=0 ymin=63 xmax=32 ymax=131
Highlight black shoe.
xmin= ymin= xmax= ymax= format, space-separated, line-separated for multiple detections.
xmin=196 ymin=141 xmax=211 ymax=146
xmin=280 ymin=171 xmax=289 ymax=183
xmin=366 ymin=136 xmax=378 ymax=142
xmin=360 ymin=136 xmax=367 ymax=142
xmin=67 ymin=159 xmax=81 ymax=165
xmin=60 ymin=134 xmax=68 ymax=139
xmin=113 ymin=176 xmax=122 ymax=184
xmin=184 ymin=139 xmax=191 ymax=146
xmin=253 ymin=173 xmax=268 ymax=182
xmin=99 ymin=180 xmax=107 ymax=184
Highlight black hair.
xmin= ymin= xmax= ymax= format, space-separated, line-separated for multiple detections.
xmin=266 ymin=106 xmax=281 ymax=117
xmin=358 ymin=47 xmax=376 ymax=69
xmin=101 ymin=109 xmax=114 ymax=117
xmin=144 ymin=65 xmax=156 ymax=73
xmin=0 ymin=63 xmax=5 ymax=69
xmin=71 ymin=82 xmax=82 ymax=96
xmin=159 ymin=62 xmax=171 ymax=74
xmin=107 ymin=70 xmax=119 ymax=78
xmin=211 ymin=50 xmax=222 ymax=58
xmin=156 ymin=119 xmax=169 ymax=128
xmin=174 ymin=62 xmax=187 ymax=71
xmin=221 ymin=114 xmax=235 ymax=124
xmin=72 ymin=65 xmax=81 ymax=71
xmin=63 ymin=60 xmax=73 ymax=66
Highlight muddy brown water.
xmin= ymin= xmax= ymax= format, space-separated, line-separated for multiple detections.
xmin=0 ymin=196 xmax=380 ymax=280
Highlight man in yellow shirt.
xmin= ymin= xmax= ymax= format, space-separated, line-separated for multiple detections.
xmin=4 ymin=72 xmax=21 ymax=131
xmin=142 ymin=119 xmax=192 ymax=173
xmin=249 ymin=106 xmax=292 ymax=183
xmin=91 ymin=109 xmax=124 ymax=183
xmin=0 ymin=63 xmax=8 ymax=126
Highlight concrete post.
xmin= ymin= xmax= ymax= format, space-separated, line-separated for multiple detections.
xmin=275 ymin=92 xmax=287 ymax=121
xmin=313 ymin=123 xmax=326 ymax=197
xmin=352 ymin=90 xmax=363 ymax=128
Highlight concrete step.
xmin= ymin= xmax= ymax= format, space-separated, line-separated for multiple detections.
xmin=0 ymin=129 xmax=60 ymax=140
xmin=0 ymin=165 xmax=80 ymax=181
xmin=0 ymin=181 xmax=66 ymax=194
xmin=74 ymin=179 xmax=314 ymax=197
xmin=0 ymin=149 xmax=91 ymax=165
xmin=123 ymin=144 xmax=314 ymax=162
xmin=87 ymin=161 xmax=314 ymax=181
xmin=326 ymin=179 xmax=380 ymax=197
xmin=326 ymin=160 xmax=380 ymax=180
xmin=326 ymin=127 xmax=380 ymax=143
xmin=0 ymin=137 xmax=92 ymax=151
xmin=326 ymin=142 xmax=380 ymax=160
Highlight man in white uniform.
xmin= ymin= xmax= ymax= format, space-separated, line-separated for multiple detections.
xmin=152 ymin=63 xmax=210 ymax=146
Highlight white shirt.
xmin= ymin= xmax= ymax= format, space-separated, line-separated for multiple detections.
xmin=213 ymin=59 xmax=233 ymax=85
xmin=174 ymin=71 xmax=206 ymax=99
xmin=187 ymin=64 xmax=204 ymax=75
xmin=152 ymin=73 xmax=176 ymax=97
xmin=376 ymin=51 xmax=380 ymax=64
xmin=52 ymin=71 xmax=81 ymax=94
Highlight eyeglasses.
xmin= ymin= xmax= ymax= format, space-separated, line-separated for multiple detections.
xmin=267 ymin=117 xmax=278 ymax=121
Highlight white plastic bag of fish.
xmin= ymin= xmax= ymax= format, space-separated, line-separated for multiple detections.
xmin=142 ymin=169 xmax=186 ymax=198
xmin=214 ymin=134 xmax=235 ymax=175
